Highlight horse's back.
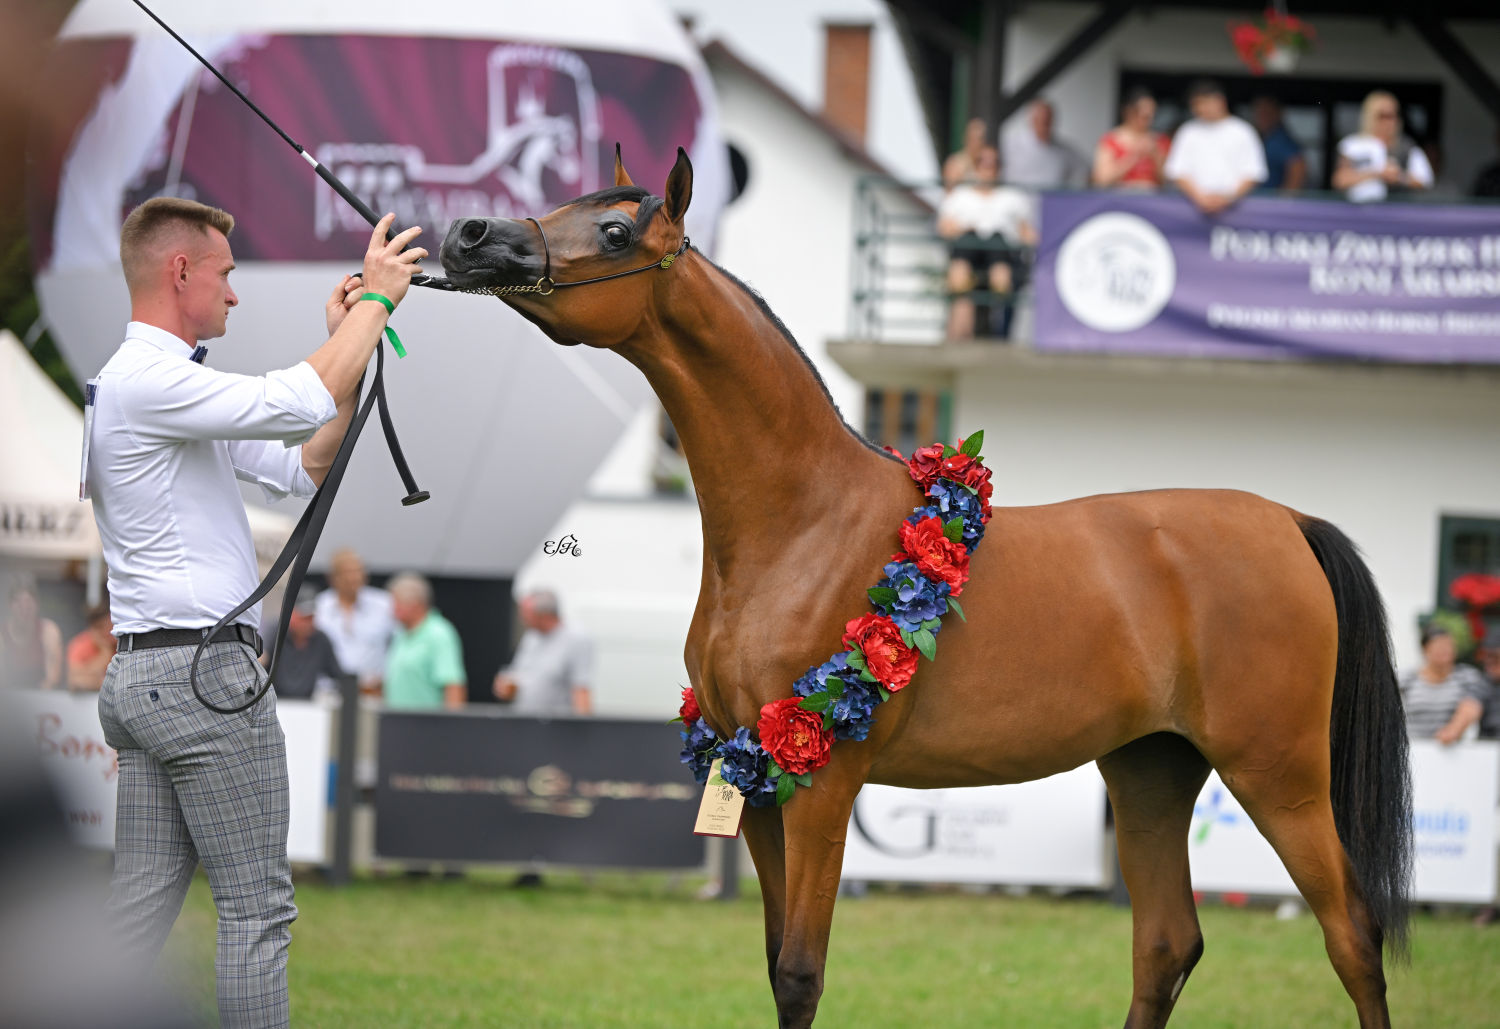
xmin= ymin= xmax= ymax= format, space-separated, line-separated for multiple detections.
xmin=869 ymin=487 xmax=1337 ymax=787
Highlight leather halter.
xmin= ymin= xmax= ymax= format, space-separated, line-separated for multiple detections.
xmin=484 ymin=217 xmax=690 ymax=296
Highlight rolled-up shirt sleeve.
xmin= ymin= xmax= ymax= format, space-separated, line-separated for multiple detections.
xmin=121 ymin=358 xmax=336 ymax=446
xmin=229 ymin=439 xmax=319 ymax=500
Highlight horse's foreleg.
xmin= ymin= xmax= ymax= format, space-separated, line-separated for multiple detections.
xmin=742 ymin=804 xmax=787 ymax=989
xmin=771 ymin=775 xmax=863 ymax=1029
xmin=1097 ymin=733 xmax=1212 ymax=1029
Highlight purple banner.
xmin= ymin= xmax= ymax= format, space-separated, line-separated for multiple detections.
xmin=30 ymin=34 xmax=704 ymax=267
xmin=1033 ymin=192 xmax=1500 ymax=363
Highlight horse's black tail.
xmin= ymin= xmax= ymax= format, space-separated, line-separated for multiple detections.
xmin=1297 ymin=514 xmax=1412 ymax=960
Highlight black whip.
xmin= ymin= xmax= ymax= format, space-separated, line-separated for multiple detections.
xmin=127 ymin=0 xmax=437 ymax=711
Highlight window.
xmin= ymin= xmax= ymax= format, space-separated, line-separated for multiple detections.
xmin=1436 ymin=515 xmax=1500 ymax=640
xmin=863 ymin=388 xmax=951 ymax=455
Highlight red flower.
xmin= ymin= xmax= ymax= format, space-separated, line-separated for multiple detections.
xmin=679 ymin=685 xmax=701 ymax=725
xmin=758 ymin=697 xmax=833 ymax=776
xmin=1451 ymin=573 xmax=1500 ymax=609
xmin=937 ymin=451 xmax=994 ymax=521
xmin=897 ymin=517 xmax=970 ymax=596
xmin=906 ymin=444 xmax=946 ymax=486
xmin=842 ymin=612 xmax=918 ymax=692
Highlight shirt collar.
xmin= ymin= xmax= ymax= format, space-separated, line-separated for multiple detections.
xmin=126 ymin=321 xmax=198 ymax=361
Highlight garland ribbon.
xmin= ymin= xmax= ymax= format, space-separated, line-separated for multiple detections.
xmin=674 ymin=433 xmax=993 ymax=806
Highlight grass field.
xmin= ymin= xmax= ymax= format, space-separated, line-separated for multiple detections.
xmin=156 ymin=870 xmax=1500 ymax=1027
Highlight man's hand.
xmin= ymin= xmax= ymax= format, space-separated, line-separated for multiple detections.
xmin=493 ymin=673 xmax=518 ymax=703
xmin=325 ymin=274 xmax=365 ymax=336
xmin=361 ymin=213 xmax=427 ymax=308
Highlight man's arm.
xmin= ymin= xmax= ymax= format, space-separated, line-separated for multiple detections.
xmin=571 ymin=685 xmax=592 ymax=715
xmin=1435 ymin=696 xmax=1483 ymax=745
xmin=443 ymin=683 xmax=467 ymax=710
xmin=300 ymin=215 xmax=427 ymax=486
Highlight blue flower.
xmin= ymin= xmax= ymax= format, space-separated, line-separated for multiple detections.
xmin=793 ymin=652 xmax=853 ymax=697
xmin=793 ymin=653 xmax=881 ymax=742
xmin=921 ymin=479 xmax=987 ymax=552
xmin=875 ymin=560 xmax=951 ymax=632
xmin=716 ymin=727 xmax=778 ymax=807
xmin=678 ymin=718 xmax=719 ymax=784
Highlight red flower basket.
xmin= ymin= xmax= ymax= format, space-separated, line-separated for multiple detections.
xmin=1451 ymin=572 xmax=1500 ymax=641
xmin=1228 ymin=8 xmax=1316 ymax=75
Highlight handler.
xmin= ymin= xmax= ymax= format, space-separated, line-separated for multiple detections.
xmin=89 ymin=197 xmax=425 ymax=1028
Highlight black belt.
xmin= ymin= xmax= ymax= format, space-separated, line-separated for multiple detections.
xmin=120 ymin=624 xmax=263 ymax=655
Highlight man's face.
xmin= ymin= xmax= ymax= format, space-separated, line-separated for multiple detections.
xmin=331 ymin=557 xmax=366 ymax=596
xmin=1030 ymin=103 xmax=1054 ymax=141
xmin=1191 ymin=92 xmax=1228 ymax=122
xmin=392 ymin=595 xmax=424 ymax=629
xmin=290 ymin=609 xmax=314 ymax=641
xmin=975 ymin=147 xmax=1000 ymax=184
xmin=179 ymin=228 xmax=238 ymax=341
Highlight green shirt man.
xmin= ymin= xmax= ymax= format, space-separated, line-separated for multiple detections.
xmin=384 ymin=573 xmax=466 ymax=710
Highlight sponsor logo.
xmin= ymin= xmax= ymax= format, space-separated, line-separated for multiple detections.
xmin=1055 ymin=212 xmax=1176 ymax=332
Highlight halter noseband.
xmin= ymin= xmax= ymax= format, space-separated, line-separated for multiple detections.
xmin=480 ymin=216 xmax=690 ymax=297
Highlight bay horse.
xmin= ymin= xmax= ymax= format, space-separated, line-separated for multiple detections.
xmin=439 ymin=148 xmax=1412 ymax=1029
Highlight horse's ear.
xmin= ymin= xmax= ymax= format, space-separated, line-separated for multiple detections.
xmin=613 ymin=143 xmax=634 ymax=187
xmin=663 ymin=146 xmax=693 ymax=225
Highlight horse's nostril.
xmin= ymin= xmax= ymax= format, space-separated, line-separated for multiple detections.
xmin=459 ymin=219 xmax=488 ymax=249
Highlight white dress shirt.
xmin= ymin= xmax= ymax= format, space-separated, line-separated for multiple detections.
xmin=89 ymin=321 xmax=337 ymax=635
xmin=1164 ymin=116 xmax=1268 ymax=197
xmin=314 ymin=585 xmax=395 ymax=685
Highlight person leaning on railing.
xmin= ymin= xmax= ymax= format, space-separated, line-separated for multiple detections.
xmin=1332 ymin=91 xmax=1433 ymax=203
xmin=1397 ymin=623 xmax=1490 ymax=744
xmin=935 ymin=145 xmax=1036 ymax=341
xmin=1091 ymin=87 xmax=1168 ymax=191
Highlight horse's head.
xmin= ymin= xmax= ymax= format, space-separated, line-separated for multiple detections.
xmin=440 ymin=145 xmax=693 ymax=348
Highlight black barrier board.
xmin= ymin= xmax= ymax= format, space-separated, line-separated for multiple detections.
xmin=375 ymin=713 xmax=706 ymax=867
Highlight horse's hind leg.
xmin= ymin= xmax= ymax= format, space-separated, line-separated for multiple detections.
xmin=742 ymin=805 xmax=788 ymax=991
xmin=1097 ymin=733 xmax=1212 ymax=1029
xmin=1222 ymin=750 xmax=1391 ymax=1028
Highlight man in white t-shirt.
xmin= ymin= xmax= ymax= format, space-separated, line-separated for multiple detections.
xmin=1164 ymin=80 xmax=1267 ymax=215
xmin=936 ymin=146 xmax=1036 ymax=339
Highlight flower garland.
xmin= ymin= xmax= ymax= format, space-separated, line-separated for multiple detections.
xmin=675 ymin=433 xmax=992 ymax=806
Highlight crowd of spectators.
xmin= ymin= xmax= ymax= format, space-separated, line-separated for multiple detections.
xmin=936 ymin=80 xmax=1457 ymax=340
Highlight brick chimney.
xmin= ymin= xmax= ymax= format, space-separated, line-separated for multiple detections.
xmin=822 ymin=22 xmax=872 ymax=145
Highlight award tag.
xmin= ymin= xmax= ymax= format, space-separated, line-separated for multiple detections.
xmin=693 ymin=758 xmax=745 ymax=838
xmin=79 ymin=378 xmax=100 ymax=501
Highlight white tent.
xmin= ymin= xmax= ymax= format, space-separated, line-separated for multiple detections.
xmin=0 ymin=330 xmax=296 ymax=587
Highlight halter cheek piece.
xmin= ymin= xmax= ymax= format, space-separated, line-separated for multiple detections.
xmin=477 ymin=217 xmax=690 ymax=297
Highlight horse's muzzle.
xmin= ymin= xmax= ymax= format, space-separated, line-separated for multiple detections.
xmin=439 ymin=217 xmax=537 ymax=289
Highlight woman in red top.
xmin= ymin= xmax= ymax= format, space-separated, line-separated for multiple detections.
xmin=1092 ymin=87 xmax=1169 ymax=190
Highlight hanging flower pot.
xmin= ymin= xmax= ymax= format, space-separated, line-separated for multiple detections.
xmin=1229 ymin=8 xmax=1316 ymax=76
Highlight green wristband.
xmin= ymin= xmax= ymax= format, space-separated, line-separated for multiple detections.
xmin=358 ymin=292 xmax=406 ymax=358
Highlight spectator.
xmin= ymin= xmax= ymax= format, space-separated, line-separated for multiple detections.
xmin=1002 ymin=98 xmax=1087 ymax=190
xmin=315 ymin=547 xmax=394 ymax=696
xmin=383 ymin=573 xmax=465 ymax=710
xmin=1250 ymin=95 xmax=1307 ymax=192
xmin=264 ymin=587 xmax=344 ymax=701
xmin=936 ymin=145 xmax=1035 ymax=341
xmin=1332 ymin=91 xmax=1433 ymax=203
xmin=1091 ymin=87 xmax=1169 ymax=190
xmin=1479 ymin=628 xmax=1500 ymax=740
xmin=493 ymin=588 xmax=594 ymax=716
xmin=1164 ymin=79 xmax=1267 ymax=215
xmin=1470 ymin=128 xmax=1500 ymax=198
xmin=943 ymin=117 xmax=989 ymax=190
xmin=65 ymin=602 xmax=116 ymax=692
xmin=0 ymin=574 xmax=62 ymax=690
xmin=1397 ymin=624 xmax=1490 ymax=744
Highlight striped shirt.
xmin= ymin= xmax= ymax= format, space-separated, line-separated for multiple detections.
xmin=1397 ymin=665 xmax=1491 ymax=739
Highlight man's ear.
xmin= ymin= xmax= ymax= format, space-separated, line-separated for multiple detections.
xmin=171 ymin=253 xmax=191 ymax=290
xmin=613 ymin=142 xmax=634 ymax=187
xmin=663 ymin=146 xmax=693 ymax=225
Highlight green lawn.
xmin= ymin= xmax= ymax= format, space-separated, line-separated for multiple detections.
xmin=161 ymin=871 xmax=1500 ymax=1027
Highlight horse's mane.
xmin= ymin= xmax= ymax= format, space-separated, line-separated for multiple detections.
xmin=694 ymin=247 xmax=899 ymax=463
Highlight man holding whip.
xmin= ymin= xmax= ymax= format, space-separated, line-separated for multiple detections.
xmin=90 ymin=197 xmax=425 ymax=1027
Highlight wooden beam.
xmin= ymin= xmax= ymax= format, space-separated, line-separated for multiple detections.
xmin=1407 ymin=14 xmax=1500 ymax=123
xmin=993 ymin=0 xmax=1134 ymax=126
xmin=971 ymin=0 xmax=1009 ymax=138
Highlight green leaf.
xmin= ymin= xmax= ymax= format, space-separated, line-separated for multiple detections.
xmin=800 ymin=693 xmax=830 ymax=713
xmin=960 ymin=430 xmax=984 ymax=458
xmin=823 ymin=711 xmax=835 ymax=731
xmin=947 ymin=597 xmax=966 ymax=622
xmin=867 ymin=586 xmax=898 ymax=606
xmin=877 ymin=684 xmax=891 ymax=702
xmin=944 ymin=517 xmax=964 ymax=542
xmin=859 ymin=668 xmax=878 ymax=683
xmin=845 ymin=647 xmax=867 ymax=670
xmin=963 ymin=483 xmax=979 ymax=496
xmin=914 ymin=627 xmax=937 ymax=661
xmin=942 ymin=444 xmax=958 ymax=458
xmin=794 ymin=773 xmax=812 ymax=787
xmin=899 ymin=628 xmax=915 ymax=648
xmin=825 ymin=677 xmax=845 ymax=697
xmin=921 ymin=617 xmax=941 ymax=631
xmin=669 ymin=715 xmax=683 ymax=724
xmin=767 ymin=759 xmax=784 ymax=779
xmin=775 ymin=774 xmax=796 ymax=805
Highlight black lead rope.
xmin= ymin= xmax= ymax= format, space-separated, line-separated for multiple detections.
xmin=190 ymin=341 xmax=422 ymax=714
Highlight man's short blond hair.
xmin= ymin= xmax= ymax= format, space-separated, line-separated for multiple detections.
xmin=119 ymin=197 xmax=235 ymax=292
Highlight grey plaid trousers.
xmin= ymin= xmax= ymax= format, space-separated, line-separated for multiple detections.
xmin=98 ymin=640 xmax=297 ymax=1029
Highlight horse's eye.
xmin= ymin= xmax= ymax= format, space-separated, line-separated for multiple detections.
xmin=604 ymin=224 xmax=630 ymax=249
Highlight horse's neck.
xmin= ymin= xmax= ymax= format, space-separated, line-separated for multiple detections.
xmin=620 ymin=258 xmax=884 ymax=581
